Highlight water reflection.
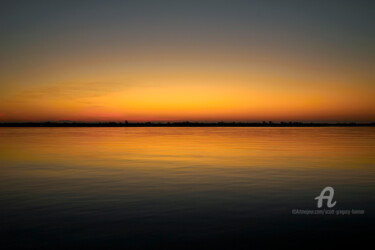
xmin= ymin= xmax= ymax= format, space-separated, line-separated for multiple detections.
xmin=0 ymin=128 xmax=374 ymax=248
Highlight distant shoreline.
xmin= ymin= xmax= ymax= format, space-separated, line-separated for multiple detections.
xmin=1 ymin=122 xmax=374 ymax=127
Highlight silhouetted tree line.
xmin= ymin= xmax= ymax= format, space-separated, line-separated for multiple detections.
xmin=0 ymin=121 xmax=374 ymax=127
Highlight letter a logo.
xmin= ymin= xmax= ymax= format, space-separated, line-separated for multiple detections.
xmin=314 ymin=186 xmax=337 ymax=208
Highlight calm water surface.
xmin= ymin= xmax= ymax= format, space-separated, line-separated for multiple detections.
xmin=0 ymin=127 xmax=374 ymax=249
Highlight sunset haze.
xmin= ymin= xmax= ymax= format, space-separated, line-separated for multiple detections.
xmin=1 ymin=1 xmax=374 ymax=122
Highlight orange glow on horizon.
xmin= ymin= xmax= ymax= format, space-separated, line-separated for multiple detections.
xmin=1 ymin=1 xmax=374 ymax=123
xmin=1 ymin=44 xmax=374 ymax=122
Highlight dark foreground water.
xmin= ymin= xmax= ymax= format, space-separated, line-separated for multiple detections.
xmin=0 ymin=127 xmax=374 ymax=249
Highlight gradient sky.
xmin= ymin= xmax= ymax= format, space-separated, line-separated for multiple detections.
xmin=0 ymin=0 xmax=374 ymax=122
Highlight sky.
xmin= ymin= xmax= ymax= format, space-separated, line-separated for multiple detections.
xmin=0 ymin=0 xmax=374 ymax=122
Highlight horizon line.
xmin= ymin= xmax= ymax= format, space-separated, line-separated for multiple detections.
xmin=1 ymin=121 xmax=374 ymax=127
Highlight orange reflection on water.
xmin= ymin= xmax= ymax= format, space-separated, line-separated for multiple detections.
xmin=1 ymin=127 xmax=374 ymax=170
